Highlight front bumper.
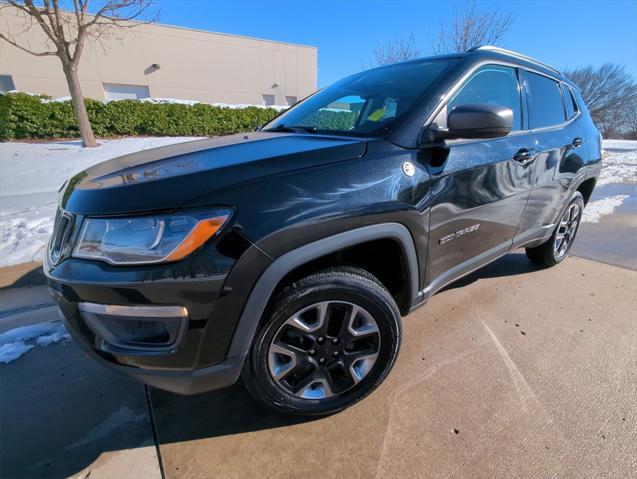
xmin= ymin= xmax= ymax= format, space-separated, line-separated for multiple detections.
xmin=45 ymin=254 xmax=247 ymax=394
xmin=61 ymin=311 xmax=245 ymax=395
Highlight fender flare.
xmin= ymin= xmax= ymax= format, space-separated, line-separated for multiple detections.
xmin=554 ymin=170 xmax=595 ymax=225
xmin=227 ymin=222 xmax=420 ymax=359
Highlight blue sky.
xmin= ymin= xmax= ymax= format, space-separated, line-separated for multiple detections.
xmin=157 ymin=0 xmax=637 ymax=87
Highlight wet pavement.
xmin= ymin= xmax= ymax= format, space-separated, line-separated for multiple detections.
xmin=1 ymin=186 xmax=635 ymax=478
xmin=571 ymin=182 xmax=637 ymax=270
xmin=1 ymin=330 xmax=161 ymax=478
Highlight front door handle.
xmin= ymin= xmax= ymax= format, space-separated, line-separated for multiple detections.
xmin=572 ymin=137 xmax=583 ymax=147
xmin=513 ymin=148 xmax=536 ymax=163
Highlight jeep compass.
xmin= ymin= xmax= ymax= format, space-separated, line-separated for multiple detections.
xmin=46 ymin=46 xmax=601 ymax=415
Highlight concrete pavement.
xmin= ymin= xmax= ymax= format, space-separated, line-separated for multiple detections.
xmin=150 ymin=254 xmax=637 ymax=479
xmin=0 ymin=322 xmax=161 ymax=478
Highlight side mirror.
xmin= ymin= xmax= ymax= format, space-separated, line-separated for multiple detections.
xmin=427 ymin=104 xmax=513 ymax=142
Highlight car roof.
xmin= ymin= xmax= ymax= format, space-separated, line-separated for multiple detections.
xmin=465 ymin=46 xmax=562 ymax=75
xmin=390 ymin=46 xmax=575 ymax=88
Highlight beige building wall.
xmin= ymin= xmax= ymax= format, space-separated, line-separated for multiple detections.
xmin=0 ymin=8 xmax=317 ymax=106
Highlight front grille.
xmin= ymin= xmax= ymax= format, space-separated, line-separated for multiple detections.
xmin=49 ymin=208 xmax=75 ymax=264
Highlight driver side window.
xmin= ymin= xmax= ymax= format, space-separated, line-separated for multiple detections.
xmin=448 ymin=65 xmax=523 ymax=131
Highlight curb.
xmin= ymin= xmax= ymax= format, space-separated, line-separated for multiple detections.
xmin=0 ymin=262 xmax=46 ymax=290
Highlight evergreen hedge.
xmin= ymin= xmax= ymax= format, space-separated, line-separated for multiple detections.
xmin=0 ymin=92 xmax=283 ymax=140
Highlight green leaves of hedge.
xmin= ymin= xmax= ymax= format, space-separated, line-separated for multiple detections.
xmin=0 ymin=92 xmax=282 ymax=140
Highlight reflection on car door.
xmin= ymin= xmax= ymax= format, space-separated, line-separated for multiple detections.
xmin=425 ymin=64 xmax=536 ymax=293
xmin=515 ymin=71 xmax=588 ymax=243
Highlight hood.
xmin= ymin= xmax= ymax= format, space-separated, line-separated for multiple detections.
xmin=60 ymin=132 xmax=367 ymax=215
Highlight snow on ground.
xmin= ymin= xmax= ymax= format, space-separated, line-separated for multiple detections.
xmin=599 ymin=139 xmax=637 ymax=185
xmin=0 ymin=138 xmax=635 ymax=268
xmin=0 ymin=321 xmax=70 ymax=364
xmin=581 ymin=195 xmax=630 ymax=224
xmin=0 ymin=136 xmax=199 ymax=267
xmin=141 ymin=98 xmax=289 ymax=110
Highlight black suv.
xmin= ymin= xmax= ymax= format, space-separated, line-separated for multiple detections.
xmin=46 ymin=47 xmax=601 ymax=415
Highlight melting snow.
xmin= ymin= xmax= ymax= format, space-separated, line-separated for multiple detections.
xmin=599 ymin=140 xmax=637 ymax=185
xmin=0 ymin=136 xmax=200 ymax=267
xmin=0 ymin=321 xmax=70 ymax=364
xmin=3 ymin=91 xmax=290 ymax=110
xmin=581 ymin=195 xmax=629 ymax=224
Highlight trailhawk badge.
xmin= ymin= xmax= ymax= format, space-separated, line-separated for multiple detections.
xmin=402 ymin=161 xmax=415 ymax=177
xmin=439 ymin=224 xmax=481 ymax=244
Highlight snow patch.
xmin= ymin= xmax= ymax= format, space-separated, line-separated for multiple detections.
xmin=599 ymin=140 xmax=637 ymax=186
xmin=581 ymin=195 xmax=629 ymax=224
xmin=0 ymin=136 xmax=199 ymax=267
xmin=1 ymin=89 xmax=41 ymax=97
xmin=138 ymin=98 xmax=289 ymax=110
xmin=0 ymin=342 xmax=34 ymax=364
xmin=2 ymin=91 xmax=289 ymax=110
xmin=0 ymin=321 xmax=70 ymax=364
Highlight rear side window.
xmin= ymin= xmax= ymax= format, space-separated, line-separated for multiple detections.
xmin=448 ymin=65 xmax=522 ymax=131
xmin=561 ymin=84 xmax=579 ymax=119
xmin=525 ymin=71 xmax=566 ymax=128
xmin=571 ymin=88 xmax=589 ymax=117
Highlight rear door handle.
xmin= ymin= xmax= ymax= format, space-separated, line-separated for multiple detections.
xmin=513 ymin=148 xmax=536 ymax=163
xmin=572 ymin=137 xmax=583 ymax=147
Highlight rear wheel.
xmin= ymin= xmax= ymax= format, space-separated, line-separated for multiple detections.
xmin=525 ymin=192 xmax=584 ymax=267
xmin=242 ymin=267 xmax=401 ymax=416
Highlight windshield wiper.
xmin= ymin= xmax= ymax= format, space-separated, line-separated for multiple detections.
xmin=263 ymin=124 xmax=317 ymax=134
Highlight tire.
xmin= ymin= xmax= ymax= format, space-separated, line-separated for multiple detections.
xmin=525 ymin=191 xmax=585 ymax=267
xmin=242 ymin=266 xmax=402 ymax=416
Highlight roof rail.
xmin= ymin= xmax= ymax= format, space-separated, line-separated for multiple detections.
xmin=468 ymin=45 xmax=561 ymax=76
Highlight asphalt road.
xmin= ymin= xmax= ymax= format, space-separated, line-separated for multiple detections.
xmin=1 ymin=207 xmax=635 ymax=478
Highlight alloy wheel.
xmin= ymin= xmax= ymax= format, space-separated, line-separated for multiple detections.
xmin=267 ymin=301 xmax=381 ymax=399
xmin=554 ymin=202 xmax=581 ymax=260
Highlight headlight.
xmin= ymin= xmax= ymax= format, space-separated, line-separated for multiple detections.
xmin=73 ymin=209 xmax=232 ymax=265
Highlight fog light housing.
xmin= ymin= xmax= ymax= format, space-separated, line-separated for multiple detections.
xmin=78 ymin=303 xmax=188 ymax=353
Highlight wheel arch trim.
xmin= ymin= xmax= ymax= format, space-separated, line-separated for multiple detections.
xmin=226 ymin=222 xmax=419 ymax=359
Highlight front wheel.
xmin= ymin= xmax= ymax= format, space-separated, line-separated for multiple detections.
xmin=242 ymin=267 xmax=401 ymax=416
xmin=526 ymin=191 xmax=584 ymax=267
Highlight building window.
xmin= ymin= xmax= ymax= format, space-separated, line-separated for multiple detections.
xmin=262 ymin=94 xmax=275 ymax=106
xmin=0 ymin=75 xmax=15 ymax=92
xmin=285 ymin=96 xmax=297 ymax=106
xmin=103 ymin=83 xmax=150 ymax=100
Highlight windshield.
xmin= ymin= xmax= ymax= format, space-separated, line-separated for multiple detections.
xmin=263 ymin=59 xmax=455 ymax=137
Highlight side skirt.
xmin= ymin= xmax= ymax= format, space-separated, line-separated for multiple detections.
xmin=409 ymin=222 xmax=559 ymax=313
xmin=410 ymin=239 xmax=512 ymax=311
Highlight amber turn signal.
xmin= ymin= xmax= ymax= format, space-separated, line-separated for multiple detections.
xmin=166 ymin=215 xmax=229 ymax=262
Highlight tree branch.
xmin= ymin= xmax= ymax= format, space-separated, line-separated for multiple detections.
xmin=0 ymin=31 xmax=57 ymax=56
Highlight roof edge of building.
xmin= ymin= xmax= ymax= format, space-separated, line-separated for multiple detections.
xmin=147 ymin=20 xmax=318 ymax=51
xmin=1 ymin=4 xmax=317 ymax=52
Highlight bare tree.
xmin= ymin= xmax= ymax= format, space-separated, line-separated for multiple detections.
xmin=623 ymin=96 xmax=637 ymax=140
xmin=432 ymin=0 xmax=513 ymax=54
xmin=366 ymin=33 xmax=421 ymax=68
xmin=564 ymin=63 xmax=637 ymax=138
xmin=0 ymin=1 xmax=156 ymax=147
